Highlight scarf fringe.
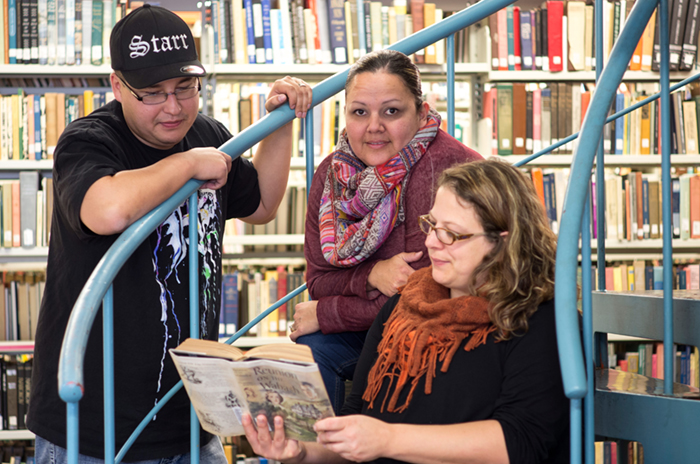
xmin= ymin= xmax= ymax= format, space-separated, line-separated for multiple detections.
xmin=363 ymin=267 xmax=494 ymax=413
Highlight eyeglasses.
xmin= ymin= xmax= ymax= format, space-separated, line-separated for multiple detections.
xmin=418 ymin=214 xmax=491 ymax=246
xmin=118 ymin=76 xmax=201 ymax=105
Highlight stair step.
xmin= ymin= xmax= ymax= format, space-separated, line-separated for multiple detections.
xmin=592 ymin=290 xmax=700 ymax=346
xmin=596 ymin=368 xmax=700 ymax=399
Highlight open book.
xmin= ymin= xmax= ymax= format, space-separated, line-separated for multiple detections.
xmin=169 ymin=338 xmax=334 ymax=441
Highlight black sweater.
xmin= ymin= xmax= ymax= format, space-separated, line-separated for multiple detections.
xmin=341 ymin=296 xmax=570 ymax=464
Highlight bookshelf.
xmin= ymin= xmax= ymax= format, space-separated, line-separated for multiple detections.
xmin=487 ymin=70 xmax=699 ymax=82
xmin=0 ymin=65 xmax=112 ymax=76
xmin=0 ymin=342 xmax=35 ymax=439
xmin=501 ymin=154 xmax=700 ymax=167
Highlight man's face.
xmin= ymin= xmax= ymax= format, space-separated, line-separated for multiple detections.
xmin=111 ymin=74 xmax=200 ymax=150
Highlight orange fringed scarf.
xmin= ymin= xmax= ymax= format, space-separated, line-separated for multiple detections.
xmin=362 ymin=266 xmax=496 ymax=413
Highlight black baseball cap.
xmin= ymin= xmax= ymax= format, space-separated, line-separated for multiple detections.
xmin=110 ymin=4 xmax=206 ymax=89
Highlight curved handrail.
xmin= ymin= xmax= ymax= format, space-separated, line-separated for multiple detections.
xmin=57 ymin=0 xmax=520 ymax=459
xmin=58 ymin=0 xmax=519 ymax=406
xmin=553 ymin=0 xmax=657 ymax=399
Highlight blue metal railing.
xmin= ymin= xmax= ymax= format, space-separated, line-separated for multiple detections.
xmin=56 ymin=0 xmax=693 ymax=462
xmin=58 ymin=1 xmax=521 ymax=462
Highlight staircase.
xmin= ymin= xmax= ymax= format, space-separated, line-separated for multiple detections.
xmin=592 ymin=291 xmax=700 ymax=462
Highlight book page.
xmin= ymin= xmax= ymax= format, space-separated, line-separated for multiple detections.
xmin=170 ymin=353 xmax=247 ymax=437
xmin=233 ymin=358 xmax=334 ymax=441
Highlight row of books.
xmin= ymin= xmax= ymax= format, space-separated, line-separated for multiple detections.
xmin=600 ymin=260 xmax=700 ymax=291
xmin=490 ymin=0 xmax=700 ymax=74
xmin=0 ymin=174 xmax=53 ymax=249
xmin=594 ymin=441 xmax=644 ymax=464
xmin=608 ymin=340 xmax=700 ymax=387
xmin=600 ymin=169 xmax=700 ymax=242
xmin=0 ymin=355 xmax=33 ymax=432
xmin=232 ymin=185 xmax=307 ymax=255
xmin=0 ymin=89 xmax=114 ymax=162
xmin=201 ymin=0 xmax=456 ymax=67
xmin=0 ymin=271 xmax=45 ymax=342
xmin=218 ymin=267 xmax=309 ymax=340
xmin=0 ymin=76 xmax=109 ymax=88
xmin=481 ymin=81 xmax=700 ymax=158
xmin=0 ymin=0 xmax=129 ymax=65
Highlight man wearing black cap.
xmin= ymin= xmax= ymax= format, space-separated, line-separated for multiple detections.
xmin=27 ymin=5 xmax=312 ymax=463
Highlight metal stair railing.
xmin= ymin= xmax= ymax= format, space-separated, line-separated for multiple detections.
xmin=56 ymin=0 xmax=695 ymax=461
xmin=56 ymin=1 xmax=520 ymax=463
xmin=551 ymin=0 xmax=675 ymax=463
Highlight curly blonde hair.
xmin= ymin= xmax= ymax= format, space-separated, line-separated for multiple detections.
xmin=437 ymin=159 xmax=557 ymax=339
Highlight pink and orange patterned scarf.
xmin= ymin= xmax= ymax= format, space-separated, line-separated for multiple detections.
xmin=318 ymin=110 xmax=441 ymax=267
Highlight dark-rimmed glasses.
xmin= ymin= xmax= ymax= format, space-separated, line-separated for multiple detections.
xmin=118 ymin=76 xmax=201 ymax=105
xmin=418 ymin=214 xmax=491 ymax=246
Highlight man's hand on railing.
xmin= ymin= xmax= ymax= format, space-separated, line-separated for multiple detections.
xmin=179 ymin=147 xmax=232 ymax=190
xmin=265 ymin=76 xmax=313 ymax=119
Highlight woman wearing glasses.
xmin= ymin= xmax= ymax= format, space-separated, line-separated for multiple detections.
xmin=290 ymin=49 xmax=481 ymax=414
xmin=244 ymin=159 xmax=569 ymax=464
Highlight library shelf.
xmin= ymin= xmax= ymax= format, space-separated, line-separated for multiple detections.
xmin=0 ymin=64 xmax=113 ymax=76
xmin=0 ymin=430 xmax=35 ymax=440
xmin=210 ymin=63 xmax=490 ymax=81
xmin=223 ymin=257 xmax=306 ymax=267
xmin=0 ymin=341 xmax=35 ymax=354
xmin=223 ymin=235 xmax=305 ymax=246
xmin=487 ymin=70 xmax=698 ymax=82
xmin=230 ymin=337 xmax=292 ymax=348
xmin=502 ymin=154 xmax=700 ymax=167
xmin=0 ymin=161 xmax=53 ymax=171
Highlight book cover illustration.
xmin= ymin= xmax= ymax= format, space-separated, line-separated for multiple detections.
xmin=170 ymin=339 xmax=334 ymax=441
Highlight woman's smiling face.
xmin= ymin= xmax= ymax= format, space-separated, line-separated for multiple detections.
xmin=344 ymin=70 xmax=429 ymax=167
xmin=426 ymin=186 xmax=496 ymax=299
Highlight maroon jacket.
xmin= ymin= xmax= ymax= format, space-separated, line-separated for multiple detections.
xmin=304 ymin=129 xmax=483 ymax=334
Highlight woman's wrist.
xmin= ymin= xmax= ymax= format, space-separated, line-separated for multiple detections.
xmin=285 ymin=441 xmax=308 ymax=464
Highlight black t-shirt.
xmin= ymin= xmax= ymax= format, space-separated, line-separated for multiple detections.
xmin=342 ymin=296 xmax=570 ymax=464
xmin=27 ymin=100 xmax=261 ymax=461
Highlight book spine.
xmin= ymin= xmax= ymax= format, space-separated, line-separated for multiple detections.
xmin=547 ymin=0 xmax=563 ymax=72
xmin=100 ymin=0 xmax=110 ymax=63
xmin=89 ymin=0 xmax=100 ymax=64
xmin=681 ymin=0 xmax=700 ymax=69
xmin=80 ymin=0 xmax=90 ymax=62
xmin=512 ymin=5 xmax=520 ymax=70
xmin=328 ymin=0 xmax=346 ymax=63
xmin=21 ymin=0 xmax=30 ymax=63
xmin=260 ymin=0 xmax=272 ymax=63
xmin=506 ymin=5 xmax=514 ymax=70
xmin=315 ymin=0 xmax=331 ymax=63
xmin=55 ymin=0 xmax=64 ymax=64
xmin=243 ymin=0 xmax=256 ymax=63
xmin=670 ymin=0 xmax=689 ymax=70
xmin=520 ymin=10 xmax=532 ymax=69
xmin=541 ymin=6 xmax=548 ymax=70
xmin=29 ymin=0 xmax=38 ymax=63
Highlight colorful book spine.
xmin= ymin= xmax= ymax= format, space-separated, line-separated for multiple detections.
xmin=261 ymin=0 xmax=272 ymax=63
xmin=328 ymin=0 xmax=347 ymax=63
xmin=90 ymin=0 xmax=101 ymax=65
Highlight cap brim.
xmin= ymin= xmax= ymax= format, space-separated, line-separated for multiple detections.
xmin=121 ymin=60 xmax=207 ymax=89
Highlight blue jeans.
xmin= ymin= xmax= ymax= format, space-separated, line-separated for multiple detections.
xmin=296 ymin=330 xmax=368 ymax=413
xmin=34 ymin=435 xmax=227 ymax=464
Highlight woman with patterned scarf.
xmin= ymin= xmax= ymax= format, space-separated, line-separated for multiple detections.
xmin=288 ymin=50 xmax=482 ymax=414
xmin=244 ymin=159 xmax=570 ymax=464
